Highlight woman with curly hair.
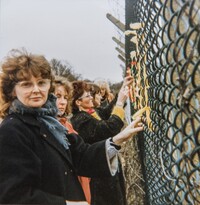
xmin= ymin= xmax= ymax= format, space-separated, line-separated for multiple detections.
xmin=71 ymin=76 xmax=133 ymax=205
xmin=53 ymin=75 xmax=91 ymax=204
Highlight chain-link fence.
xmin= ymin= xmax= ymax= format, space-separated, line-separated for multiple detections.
xmin=125 ymin=0 xmax=200 ymax=204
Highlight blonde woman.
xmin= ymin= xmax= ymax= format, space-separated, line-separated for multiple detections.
xmin=95 ymin=80 xmax=114 ymax=107
xmin=53 ymin=76 xmax=91 ymax=204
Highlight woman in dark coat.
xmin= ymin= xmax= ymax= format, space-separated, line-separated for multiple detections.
xmin=52 ymin=75 xmax=91 ymax=204
xmin=0 ymin=49 xmax=143 ymax=205
xmin=71 ymin=77 xmax=133 ymax=205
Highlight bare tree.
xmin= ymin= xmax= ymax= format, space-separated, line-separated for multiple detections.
xmin=50 ymin=58 xmax=82 ymax=81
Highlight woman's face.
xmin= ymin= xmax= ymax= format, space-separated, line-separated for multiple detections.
xmin=13 ymin=75 xmax=51 ymax=108
xmin=94 ymin=92 xmax=102 ymax=107
xmin=54 ymin=85 xmax=68 ymax=116
xmin=76 ymin=91 xmax=94 ymax=111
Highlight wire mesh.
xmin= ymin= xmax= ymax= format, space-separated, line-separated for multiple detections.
xmin=125 ymin=0 xmax=200 ymax=204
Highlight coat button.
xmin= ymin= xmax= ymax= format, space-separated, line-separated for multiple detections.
xmin=43 ymin=134 xmax=47 ymax=137
xmin=64 ymin=171 xmax=67 ymax=175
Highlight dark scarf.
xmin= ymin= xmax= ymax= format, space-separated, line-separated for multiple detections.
xmin=9 ymin=94 xmax=70 ymax=150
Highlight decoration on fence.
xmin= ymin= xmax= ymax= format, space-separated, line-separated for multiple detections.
xmin=125 ymin=22 xmax=152 ymax=130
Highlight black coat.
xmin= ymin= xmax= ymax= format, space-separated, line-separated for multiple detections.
xmin=96 ymin=94 xmax=117 ymax=120
xmin=0 ymin=113 xmax=111 ymax=204
xmin=71 ymin=111 xmax=127 ymax=205
xmin=71 ymin=111 xmax=124 ymax=144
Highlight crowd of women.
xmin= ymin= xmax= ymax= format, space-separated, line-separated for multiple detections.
xmin=0 ymin=49 xmax=143 ymax=205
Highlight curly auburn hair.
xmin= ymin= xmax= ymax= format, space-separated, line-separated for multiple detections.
xmin=71 ymin=80 xmax=90 ymax=114
xmin=0 ymin=49 xmax=54 ymax=118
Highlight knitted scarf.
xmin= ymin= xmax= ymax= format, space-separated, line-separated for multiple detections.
xmin=9 ymin=94 xmax=70 ymax=150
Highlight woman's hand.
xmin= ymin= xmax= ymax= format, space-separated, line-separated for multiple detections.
xmin=116 ymin=76 xmax=133 ymax=107
xmin=112 ymin=117 xmax=143 ymax=145
xmin=122 ymin=76 xmax=134 ymax=88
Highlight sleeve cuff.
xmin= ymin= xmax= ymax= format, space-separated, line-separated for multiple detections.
xmin=105 ymin=138 xmax=119 ymax=176
xmin=91 ymin=111 xmax=101 ymax=120
xmin=111 ymin=106 xmax=125 ymax=121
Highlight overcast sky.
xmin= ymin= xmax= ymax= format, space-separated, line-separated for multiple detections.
xmin=0 ymin=0 xmax=125 ymax=83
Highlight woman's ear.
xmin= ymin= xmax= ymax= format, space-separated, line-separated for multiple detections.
xmin=75 ymin=99 xmax=81 ymax=107
xmin=75 ymin=99 xmax=83 ymax=111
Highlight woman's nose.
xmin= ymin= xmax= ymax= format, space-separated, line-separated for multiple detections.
xmin=32 ymin=84 xmax=40 ymax=92
xmin=60 ymin=98 xmax=67 ymax=104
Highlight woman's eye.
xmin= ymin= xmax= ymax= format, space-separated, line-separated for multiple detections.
xmin=56 ymin=94 xmax=61 ymax=98
xmin=21 ymin=82 xmax=32 ymax=87
xmin=38 ymin=81 xmax=46 ymax=86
